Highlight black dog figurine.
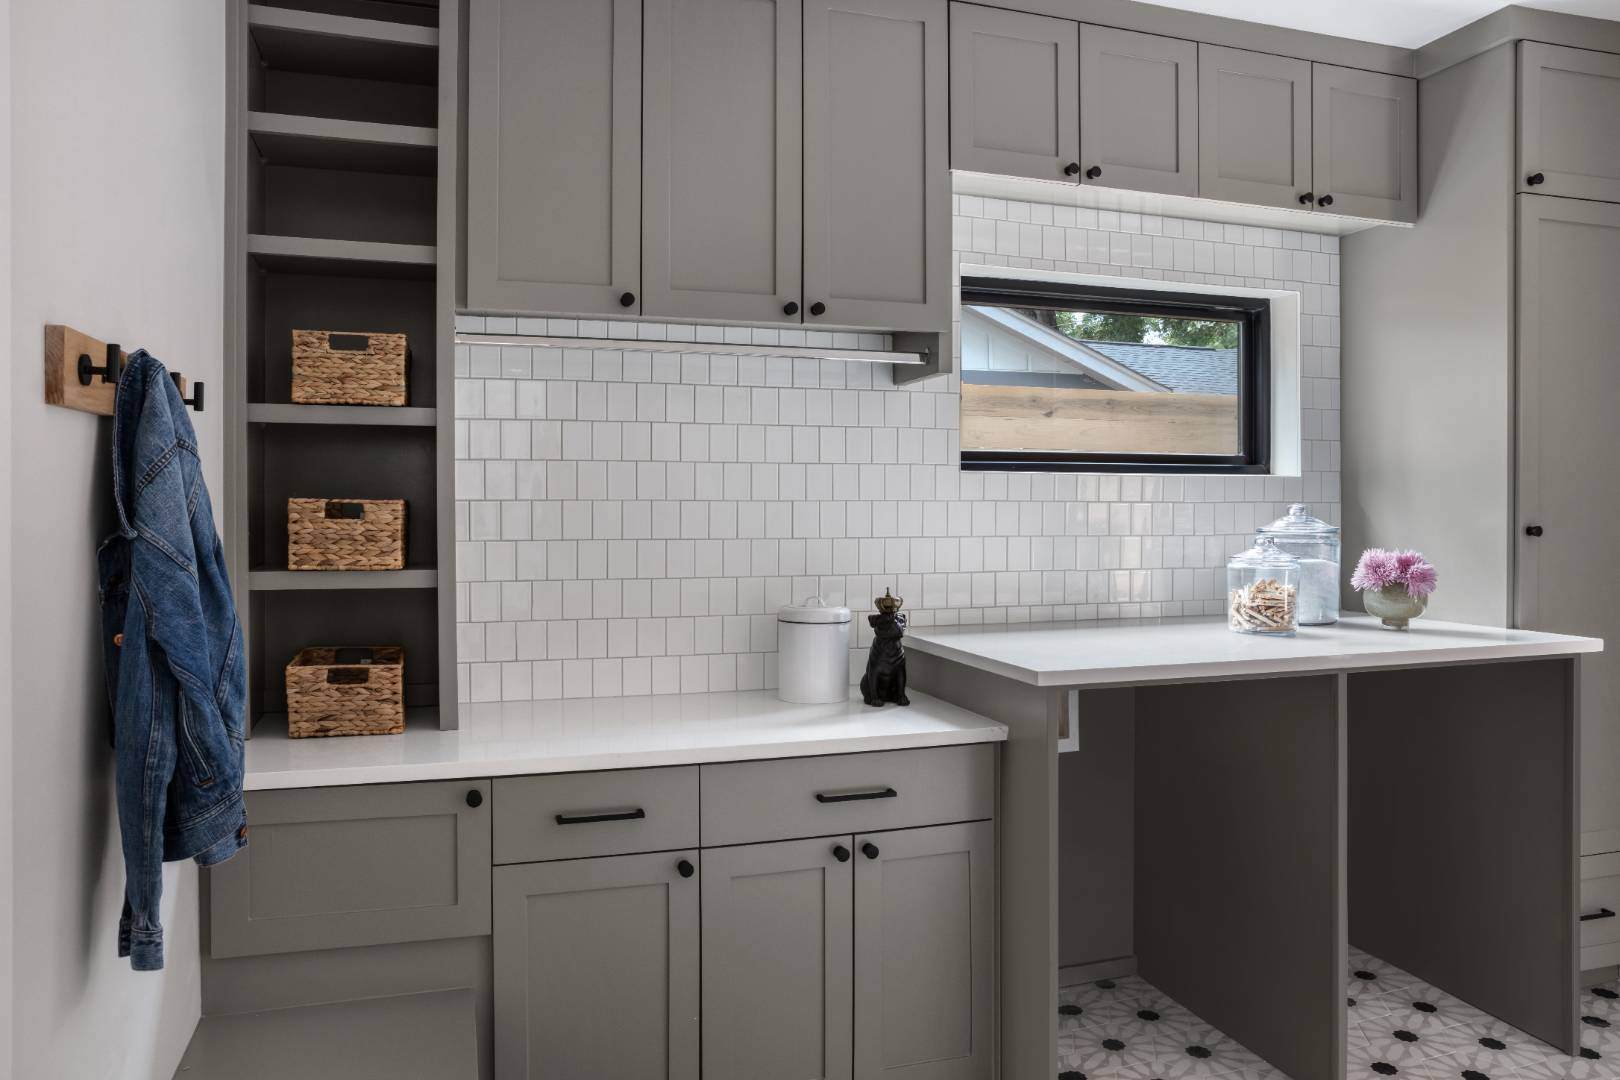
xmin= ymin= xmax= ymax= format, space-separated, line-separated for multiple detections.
xmin=860 ymin=590 xmax=910 ymax=707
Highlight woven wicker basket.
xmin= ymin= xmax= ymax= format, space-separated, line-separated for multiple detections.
xmin=286 ymin=646 xmax=405 ymax=738
xmin=291 ymin=330 xmax=408 ymax=406
xmin=287 ymin=498 xmax=406 ymax=571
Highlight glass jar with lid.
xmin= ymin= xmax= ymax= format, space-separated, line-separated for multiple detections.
xmin=1257 ymin=503 xmax=1341 ymax=626
xmin=1227 ymin=538 xmax=1300 ymax=636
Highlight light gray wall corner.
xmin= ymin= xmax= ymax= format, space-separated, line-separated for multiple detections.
xmin=1416 ymin=4 xmax=1620 ymax=80
xmin=1340 ymin=44 xmax=1516 ymax=624
xmin=0 ymin=0 xmax=15 ymax=1069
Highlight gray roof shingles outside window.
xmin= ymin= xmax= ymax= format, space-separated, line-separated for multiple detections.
xmin=1081 ymin=341 xmax=1240 ymax=396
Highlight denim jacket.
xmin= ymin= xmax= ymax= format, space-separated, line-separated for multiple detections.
xmin=98 ymin=350 xmax=247 ymax=971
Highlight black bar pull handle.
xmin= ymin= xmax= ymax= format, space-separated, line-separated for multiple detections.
xmin=1581 ymin=907 xmax=1616 ymax=922
xmin=815 ymin=787 xmax=897 ymax=804
xmin=555 ymin=807 xmax=646 ymax=826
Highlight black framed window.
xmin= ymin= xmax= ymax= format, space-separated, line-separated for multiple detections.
xmin=959 ymin=277 xmax=1270 ymax=474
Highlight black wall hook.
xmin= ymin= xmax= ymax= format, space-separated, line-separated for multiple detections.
xmin=170 ymin=371 xmax=205 ymax=412
xmin=78 ymin=342 xmax=122 ymax=386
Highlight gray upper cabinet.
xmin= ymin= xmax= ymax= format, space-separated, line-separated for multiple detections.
xmin=210 ymin=781 xmax=491 ymax=958
xmin=702 ymin=837 xmax=855 ymax=1080
xmin=493 ymin=852 xmax=700 ymax=1080
xmin=642 ymin=0 xmax=803 ymax=322
xmin=853 ymin=822 xmax=995 ymax=1080
xmin=1197 ymin=44 xmax=1312 ymax=211
xmin=1079 ymin=25 xmax=1198 ymax=198
xmin=1519 ymin=42 xmax=1620 ymax=204
xmin=804 ymin=0 xmax=951 ymax=333
xmin=1312 ymin=64 xmax=1417 ymax=223
xmin=948 ymin=3 xmax=1079 ymax=183
xmin=466 ymin=0 xmax=642 ymax=316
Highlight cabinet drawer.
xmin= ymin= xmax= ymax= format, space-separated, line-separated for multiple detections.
xmin=700 ymin=744 xmax=995 ymax=847
xmin=494 ymin=767 xmax=699 ymax=864
xmin=1582 ymin=852 xmax=1620 ymax=950
xmin=210 ymin=780 xmax=491 ymax=958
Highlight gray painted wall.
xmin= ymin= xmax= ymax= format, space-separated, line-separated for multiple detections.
xmin=0 ymin=0 xmax=14 ymax=1068
xmin=8 ymin=1 xmax=226 ymax=1076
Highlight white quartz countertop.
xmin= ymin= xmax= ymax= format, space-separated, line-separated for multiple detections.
xmin=905 ymin=614 xmax=1602 ymax=687
xmin=243 ymin=689 xmax=1006 ymax=790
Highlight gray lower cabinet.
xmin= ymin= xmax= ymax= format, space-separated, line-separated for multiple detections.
xmin=1197 ymin=44 xmax=1312 ymax=211
xmin=1311 ymin=63 xmax=1417 ymax=223
xmin=493 ymin=851 xmax=701 ymax=1080
xmin=210 ymin=780 xmax=491 ymax=958
xmin=1079 ymin=25 xmax=1198 ymax=198
xmin=466 ymin=0 xmax=642 ymax=316
xmin=641 ymin=0 xmax=803 ymax=322
xmin=1519 ymin=41 xmax=1620 ymax=203
xmin=948 ymin=2 xmax=1079 ymax=183
xmin=854 ymin=822 xmax=996 ymax=1080
xmin=803 ymin=0 xmax=951 ymax=334
xmin=702 ymin=836 xmax=856 ymax=1080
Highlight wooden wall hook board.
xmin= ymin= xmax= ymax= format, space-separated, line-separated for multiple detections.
xmin=44 ymin=324 xmax=125 ymax=416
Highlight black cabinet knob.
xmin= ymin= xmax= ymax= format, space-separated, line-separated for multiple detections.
xmin=1318 ymin=194 xmax=1334 ymax=207
xmin=1527 ymin=172 xmax=1546 ymax=186
xmin=619 ymin=291 xmax=636 ymax=307
xmin=465 ymin=789 xmax=483 ymax=808
xmin=1084 ymin=165 xmax=1102 ymax=180
xmin=677 ymin=858 xmax=695 ymax=878
xmin=809 ymin=301 xmax=826 ymax=317
xmin=1298 ymin=192 xmax=1315 ymax=206
xmin=1525 ymin=524 xmax=1544 ymax=537
xmin=783 ymin=300 xmax=800 ymax=316
xmin=1064 ymin=162 xmax=1081 ymax=177
xmin=832 ymin=844 xmax=851 ymax=862
xmin=861 ymin=841 xmax=880 ymax=860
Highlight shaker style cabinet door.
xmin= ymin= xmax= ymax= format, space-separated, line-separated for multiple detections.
xmin=1311 ymin=64 xmax=1417 ymax=222
xmin=803 ymin=0 xmax=951 ymax=333
xmin=1197 ymin=44 xmax=1312 ymax=210
xmin=1519 ymin=42 xmax=1620 ymax=203
xmin=702 ymin=837 xmax=855 ymax=1080
xmin=948 ymin=3 xmax=1079 ymax=183
xmin=466 ymin=0 xmax=642 ymax=316
xmin=493 ymin=852 xmax=700 ymax=1080
xmin=1515 ymin=195 xmax=1620 ymax=847
xmin=642 ymin=0 xmax=803 ymax=322
xmin=853 ymin=822 xmax=995 ymax=1080
xmin=1078 ymin=25 xmax=1198 ymax=197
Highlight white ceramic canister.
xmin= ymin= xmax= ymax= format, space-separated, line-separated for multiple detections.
xmin=777 ymin=596 xmax=853 ymax=704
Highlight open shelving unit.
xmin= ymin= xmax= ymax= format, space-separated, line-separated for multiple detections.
xmin=225 ymin=0 xmax=459 ymax=732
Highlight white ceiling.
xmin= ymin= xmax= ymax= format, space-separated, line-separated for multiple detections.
xmin=1141 ymin=0 xmax=1620 ymax=48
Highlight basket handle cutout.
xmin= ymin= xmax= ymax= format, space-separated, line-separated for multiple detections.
xmin=326 ymin=668 xmax=371 ymax=686
xmin=327 ymin=333 xmax=372 ymax=351
xmin=325 ymin=501 xmax=365 ymax=520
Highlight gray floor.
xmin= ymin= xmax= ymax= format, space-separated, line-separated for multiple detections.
xmin=1057 ymin=948 xmax=1620 ymax=1080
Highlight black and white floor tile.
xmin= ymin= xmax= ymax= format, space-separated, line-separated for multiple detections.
xmin=1057 ymin=947 xmax=1620 ymax=1080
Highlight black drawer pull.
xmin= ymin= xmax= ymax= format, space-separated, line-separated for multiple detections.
xmin=465 ymin=789 xmax=483 ymax=808
xmin=815 ymin=787 xmax=897 ymax=804
xmin=861 ymin=841 xmax=880 ymax=860
xmin=555 ymin=808 xmax=646 ymax=826
xmin=832 ymin=844 xmax=851 ymax=862
xmin=1581 ymin=907 xmax=1617 ymax=922
xmin=677 ymin=858 xmax=695 ymax=878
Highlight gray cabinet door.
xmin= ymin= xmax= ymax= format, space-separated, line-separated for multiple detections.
xmin=804 ymin=0 xmax=951 ymax=333
xmin=210 ymin=780 xmax=491 ymax=958
xmin=1197 ymin=44 xmax=1311 ymax=210
xmin=466 ymin=0 xmax=641 ymax=316
xmin=1312 ymin=64 xmax=1417 ymax=223
xmin=702 ymin=836 xmax=855 ymax=1080
xmin=1515 ymin=194 xmax=1620 ymax=847
xmin=1079 ymin=25 xmax=1197 ymax=198
xmin=853 ymin=822 xmax=995 ymax=1080
xmin=1519 ymin=42 xmax=1620 ymax=204
xmin=493 ymin=851 xmax=700 ymax=1080
xmin=948 ymin=3 xmax=1078 ymax=183
xmin=642 ymin=0 xmax=803 ymax=322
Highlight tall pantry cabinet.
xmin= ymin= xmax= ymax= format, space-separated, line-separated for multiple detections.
xmin=1342 ymin=35 xmax=1620 ymax=974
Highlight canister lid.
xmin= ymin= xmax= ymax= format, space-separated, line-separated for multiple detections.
xmin=1258 ymin=503 xmax=1339 ymax=538
xmin=1228 ymin=536 xmax=1302 ymax=570
xmin=778 ymin=595 xmax=852 ymax=624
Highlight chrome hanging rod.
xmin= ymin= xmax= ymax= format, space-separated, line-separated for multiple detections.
xmin=454 ymin=332 xmax=928 ymax=366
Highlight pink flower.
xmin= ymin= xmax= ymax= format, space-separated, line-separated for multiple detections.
xmin=1351 ymin=549 xmax=1399 ymax=591
xmin=1351 ymin=548 xmax=1438 ymax=598
xmin=1401 ymin=559 xmax=1439 ymax=598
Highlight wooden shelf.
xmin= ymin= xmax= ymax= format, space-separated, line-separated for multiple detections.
xmin=248 ymin=234 xmax=436 ymax=278
xmin=249 ymin=403 xmax=437 ymax=427
xmin=248 ymin=5 xmax=438 ymax=85
xmin=249 ymin=112 xmax=437 ymax=176
xmin=249 ymin=567 xmax=438 ymax=591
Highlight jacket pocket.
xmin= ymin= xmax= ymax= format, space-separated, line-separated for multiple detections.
xmin=213 ymin=620 xmax=245 ymax=740
xmin=176 ymin=694 xmax=216 ymax=789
